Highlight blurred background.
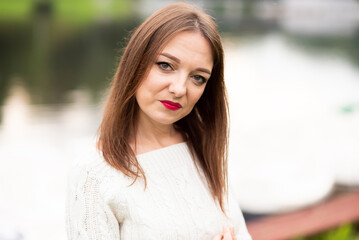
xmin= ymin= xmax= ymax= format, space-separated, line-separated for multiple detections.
xmin=0 ymin=0 xmax=359 ymax=239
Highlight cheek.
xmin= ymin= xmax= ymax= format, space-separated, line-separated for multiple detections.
xmin=139 ymin=70 xmax=167 ymax=95
xmin=135 ymin=82 xmax=153 ymax=109
xmin=136 ymin=73 xmax=156 ymax=101
xmin=135 ymin=82 xmax=146 ymax=102
xmin=187 ymin=88 xmax=206 ymax=107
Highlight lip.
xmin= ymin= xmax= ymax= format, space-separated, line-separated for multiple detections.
xmin=160 ymin=100 xmax=182 ymax=111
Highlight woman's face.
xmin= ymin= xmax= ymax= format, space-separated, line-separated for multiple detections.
xmin=135 ymin=31 xmax=213 ymax=126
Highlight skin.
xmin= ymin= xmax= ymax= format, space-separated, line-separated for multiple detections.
xmin=134 ymin=31 xmax=213 ymax=154
xmin=213 ymin=226 xmax=237 ymax=240
xmin=134 ymin=31 xmax=236 ymax=240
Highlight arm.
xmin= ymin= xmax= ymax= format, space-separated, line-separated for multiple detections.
xmin=228 ymin=183 xmax=253 ymax=240
xmin=233 ymin=206 xmax=252 ymax=240
xmin=212 ymin=190 xmax=252 ymax=240
xmin=66 ymin=166 xmax=121 ymax=240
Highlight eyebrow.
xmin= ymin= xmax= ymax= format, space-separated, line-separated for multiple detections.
xmin=160 ymin=53 xmax=212 ymax=75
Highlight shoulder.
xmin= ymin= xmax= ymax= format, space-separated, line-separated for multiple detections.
xmin=66 ymin=146 xmax=128 ymax=237
xmin=67 ymin=145 xmax=129 ymax=195
xmin=69 ymin=147 xmax=105 ymax=179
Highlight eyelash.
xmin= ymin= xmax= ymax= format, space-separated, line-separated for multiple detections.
xmin=191 ymin=75 xmax=207 ymax=85
xmin=156 ymin=61 xmax=208 ymax=85
xmin=156 ymin=62 xmax=173 ymax=71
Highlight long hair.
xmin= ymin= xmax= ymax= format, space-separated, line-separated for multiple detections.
xmin=98 ymin=2 xmax=229 ymax=211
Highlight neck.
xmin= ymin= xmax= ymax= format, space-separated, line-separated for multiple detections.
xmin=131 ymin=112 xmax=184 ymax=155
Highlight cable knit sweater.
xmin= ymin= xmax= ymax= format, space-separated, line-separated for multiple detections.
xmin=66 ymin=142 xmax=252 ymax=240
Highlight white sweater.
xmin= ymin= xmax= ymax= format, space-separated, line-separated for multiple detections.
xmin=66 ymin=142 xmax=252 ymax=240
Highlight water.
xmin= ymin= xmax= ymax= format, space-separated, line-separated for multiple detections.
xmin=225 ymin=34 xmax=359 ymax=213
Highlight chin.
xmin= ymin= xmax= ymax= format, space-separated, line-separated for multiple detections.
xmin=155 ymin=118 xmax=180 ymax=125
xmin=153 ymin=114 xmax=185 ymax=125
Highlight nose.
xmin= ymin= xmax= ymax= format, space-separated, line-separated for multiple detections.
xmin=168 ymin=73 xmax=187 ymax=98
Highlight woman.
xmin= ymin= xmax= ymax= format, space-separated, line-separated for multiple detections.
xmin=66 ymin=2 xmax=252 ymax=240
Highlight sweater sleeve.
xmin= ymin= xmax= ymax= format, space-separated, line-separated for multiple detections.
xmin=234 ymin=211 xmax=252 ymax=240
xmin=227 ymin=182 xmax=252 ymax=240
xmin=66 ymin=163 xmax=121 ymax=240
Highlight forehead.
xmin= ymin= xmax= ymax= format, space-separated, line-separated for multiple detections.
xmin=159 ymin=31 xmax=213 ymax=67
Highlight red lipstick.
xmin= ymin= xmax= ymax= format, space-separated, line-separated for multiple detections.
xmin=160 ymin=100 xmax=182 ymax=111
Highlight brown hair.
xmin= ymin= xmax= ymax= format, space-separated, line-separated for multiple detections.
xmin=98 ymin=2 xmax=229 ymax=211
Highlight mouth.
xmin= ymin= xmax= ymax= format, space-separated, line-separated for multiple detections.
xmin=160 ymin=100 xmax=182 ymax=111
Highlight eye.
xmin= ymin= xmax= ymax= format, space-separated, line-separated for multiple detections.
xmin=191 ymin=75 xmax=207 ymax=85
xmin=156 ymin=62 xmax=173 ymax=71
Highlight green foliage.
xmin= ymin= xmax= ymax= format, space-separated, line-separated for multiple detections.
xmin=0 ymin=0 xmax=32 ymax=21
xmin=0 ymin=0 xmax=133 ymax=24
xmin=293 ymin=224 xmax=359 ymax=240
xmin=54 ymin=0 xmax=97 ymax=25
